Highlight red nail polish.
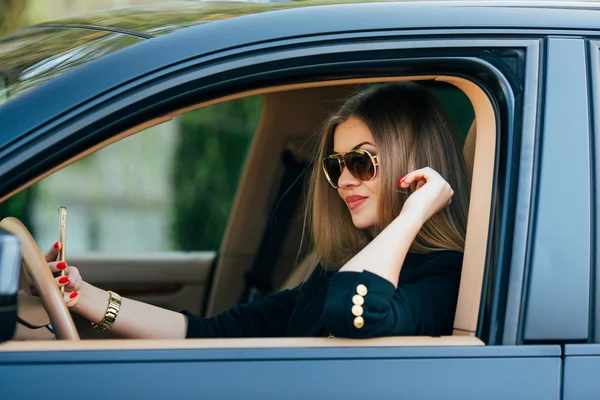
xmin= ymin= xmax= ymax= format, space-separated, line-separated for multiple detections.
xmin=57 ymin=261 xmax=67 ymax=270
xmin=53 ymin=242 xmax=59 ymax=249
xmin=398 ymin=176 xmax=406 ymax=187
xmin=69 ymin=292 xmax=78 ymax=299
xmin=58 ymin=277 xmax=69 ymax=284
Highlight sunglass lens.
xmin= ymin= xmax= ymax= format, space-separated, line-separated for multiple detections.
xmin=324 ymin=156 xmax=342 ymax=185
xmin=345 ymin=151 xmax=375 ymax=181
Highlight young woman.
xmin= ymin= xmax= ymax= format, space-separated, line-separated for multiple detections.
xmin=46 ymin=81 xmax=470 ymax=339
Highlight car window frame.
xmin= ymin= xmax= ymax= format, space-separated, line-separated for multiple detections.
xmin=0 ymin=33 xmax=539 ymax=347
xmin=588 ymin=38 xmax=600 ymax=344
xmin=522 ymin=37 xmax=592 ymax=343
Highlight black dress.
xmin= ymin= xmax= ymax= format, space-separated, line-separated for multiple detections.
xmin=183 ymin=250 xmax=463 ymax=338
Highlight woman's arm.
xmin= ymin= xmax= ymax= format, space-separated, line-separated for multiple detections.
xmin=324 ymin=167 xmax=460 ymax=338
xmin=47 ymin=244 xmax=298 ymax=339
xmin=322 ymin=252 xmax=462 ymax=338
xmin=45 ymin=247 xmax=189 ymax=339
xmin=338 ymin=167 xmax=454 ymax=285
xmin=337 ymin=211 xmax=423 ymax=284
xmin=75 ymin=281 xmax=298 ymax=339
xmin=182 ymin=288 xmax=298 ymax=338
xmin=75 ymin=282 xmax=189 ymax=339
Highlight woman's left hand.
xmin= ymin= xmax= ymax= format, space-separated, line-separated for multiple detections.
xmin=398 ymin=167 xmax=454 ymax=225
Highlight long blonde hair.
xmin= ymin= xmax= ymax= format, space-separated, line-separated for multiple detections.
xmin=307 ymin=82 xmax=470 ymax=270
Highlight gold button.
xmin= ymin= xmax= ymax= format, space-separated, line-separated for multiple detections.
xmin=352 ymin=294 xmax=364 ymax=306
xmin=354 ymin=316 xmax=364 ymax=329
xmin=352 ymin=305 xmax=363 ymax=316
xmin=356 ymin=284 xmax=368 ymax=296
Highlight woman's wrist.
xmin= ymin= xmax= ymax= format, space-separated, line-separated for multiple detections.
xmin=72 ymin=281 xmax=110 ymax=324
xmin=396 ymin=208 xmax=426 ymax=232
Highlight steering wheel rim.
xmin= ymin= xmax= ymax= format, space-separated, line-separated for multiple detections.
xmin=1 ymin=217 xmax=79 ymax=340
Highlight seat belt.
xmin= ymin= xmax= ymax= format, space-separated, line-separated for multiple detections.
xmin=239 ymin=149 xmax=309 ymax=304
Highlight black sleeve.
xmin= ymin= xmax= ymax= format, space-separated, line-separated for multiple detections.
xmin=182 ymin=288 xmax=298 ymax=338
xmin=321 ymin=252 xmax=462 ymax=338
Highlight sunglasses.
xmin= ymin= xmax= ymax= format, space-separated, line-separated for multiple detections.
xmin=322 ymin=149 xmax=379 ymax=189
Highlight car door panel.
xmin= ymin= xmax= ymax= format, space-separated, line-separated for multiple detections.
xmin=0 ymin=344 xmax=561 ymax=400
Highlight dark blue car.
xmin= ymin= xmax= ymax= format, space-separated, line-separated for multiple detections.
xmin=0 ymin=1 xmax=598 ymax=399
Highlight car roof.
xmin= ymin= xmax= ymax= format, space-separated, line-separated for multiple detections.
xmin=2 ymin=0 xmax=600 ymax=151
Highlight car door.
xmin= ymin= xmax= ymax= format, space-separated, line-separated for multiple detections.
xmin=0 ymin=5 xmax=565 ymax=398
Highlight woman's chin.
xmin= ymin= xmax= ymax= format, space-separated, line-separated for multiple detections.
xmin=351 ymin=215 xmax=378 ymax=230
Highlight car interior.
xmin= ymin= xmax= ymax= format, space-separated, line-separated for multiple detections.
xmin=1 ymin=74 xmax=495 ymax=351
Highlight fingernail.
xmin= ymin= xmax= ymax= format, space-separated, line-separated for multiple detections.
xmin=398 ymin=176 xmax=406 ymax=187
xmin=57 ymin=261 xmax=67 ymax=270
xmin=69 ymin=291 xmax=78 ymax=299
xmin=58 ymin=277 xmax=69 ymax=284
xmin=53 ymin=242 xmax=60 ymax=249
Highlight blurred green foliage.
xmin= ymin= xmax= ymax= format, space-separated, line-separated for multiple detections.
xmin=0 ymin=0 xmax=27 ymax=36
xmin=426 ymin=82 xmax=475 ymax=143
xmin=0 ymin=187 xmax=37 ymax=232
xmin=171 ymin=97 xmax=262 ymax=251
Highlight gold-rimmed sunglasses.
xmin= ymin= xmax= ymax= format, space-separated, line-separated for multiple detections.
xmin=322 ymin=149 xmax=379 ymax=189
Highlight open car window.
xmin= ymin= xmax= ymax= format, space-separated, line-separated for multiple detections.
xmin=13 ymin=95 xmax=262 ymax=338
xmin=31 ymin=96 xmax=262 ymax=254
xmin=5 ymin=74 xmax=491 ymax=342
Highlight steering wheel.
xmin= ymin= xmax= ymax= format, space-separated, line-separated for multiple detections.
xmin=1 ymin=217 xmax=79 ymax=340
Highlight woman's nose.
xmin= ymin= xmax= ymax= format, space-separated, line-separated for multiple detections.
xmin=337 ymin=165 xmax=359 ymax=189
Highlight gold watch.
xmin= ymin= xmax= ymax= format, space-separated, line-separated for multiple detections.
xmin=91 ymin=290 xmax=121 ymax=333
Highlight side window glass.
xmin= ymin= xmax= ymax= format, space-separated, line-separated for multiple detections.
xmin=17 ymin=96 xmax=262 ymax=253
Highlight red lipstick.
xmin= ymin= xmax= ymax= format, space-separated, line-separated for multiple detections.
xmin=345 ymin=195 xmax=368 ymax=210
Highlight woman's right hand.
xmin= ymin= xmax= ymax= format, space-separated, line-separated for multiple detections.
xmin=45 ymin=242 xmax=83 ymax=308
xmin=398 ymin=167 xmax=454 ymax=225
xmin=44 ymin=242 xmax=188 ymax=339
